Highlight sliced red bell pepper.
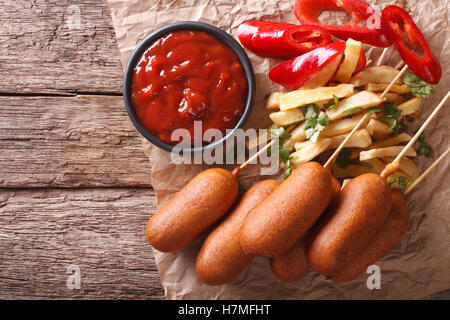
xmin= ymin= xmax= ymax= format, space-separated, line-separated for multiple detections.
xmin=294 ymin=0 xmax=393 ymax=47
xmin=237 ymin=20 xmax=331 ymax=59
xmin=382 ymin=5 xmax=442 ymax=84
xmin=269 ymin=42 xmax=346 ymax=90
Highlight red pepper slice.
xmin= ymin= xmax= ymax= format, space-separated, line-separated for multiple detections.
xmin=238 ymin=20 xmax=331 ymax=59
xmin=269 ymin=42 xmax=346 ymax=90
xmin=294 ymin=0 xmax=393 ymax=47
xmin=382 ymin=5 xmax=442 ymax=84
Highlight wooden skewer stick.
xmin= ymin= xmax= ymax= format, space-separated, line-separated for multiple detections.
xmin=395 ymin=61 xmax=405 ymax=70
xmin=377 ymin=48 xmax=389 ymax=66
xmin=232 ymin=125 xmax=296 ymax=176
xmin=380 ymin=90 xmax=450 ymax=179
xmin=366 ymin=59 xmax=373 ymax=67
xmin=324 ymin=65 xmax=410 ymax=170
xmin=232 ymin=140 xmax=274 ymax=176
xmin=404 ymin=147 xmax=450 ymax=196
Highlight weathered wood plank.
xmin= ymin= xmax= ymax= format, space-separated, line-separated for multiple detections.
xmin=0 ymin=95 xmax=152 ymax=188
xmin=0 ymin=187 xmax=164 ymax=299
xmin=0 ymin=0 xmax=123 ymax=94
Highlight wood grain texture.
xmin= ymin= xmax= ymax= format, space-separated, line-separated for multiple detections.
xmin=0 ymin=0 xmax=123 ymax=94
xmin=0 ymin=95 xmax=152 ymax=188
xmin=0 ymin=188 xmax=164 ymax=299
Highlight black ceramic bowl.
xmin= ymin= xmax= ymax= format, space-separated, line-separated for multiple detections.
xmin=123 ymin=21 xmax=256 ymax=153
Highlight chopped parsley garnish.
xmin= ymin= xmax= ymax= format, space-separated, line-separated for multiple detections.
xmin=299 ymin=104 xmax=330 ymax=143
xmin=379 ymin=103 xmax=403 ymax=134
xmin=402 ymin=71 xmax=435 ymax=98
xmin=269 ymin=125 xmax=291 ymax=141
xmin=367 ymin=107 xmax=382 ymax=114
xmin=279 ymin=145 xmax=290 ymax=163
xmin=325 ymin=94 xmax=340 ymax=110
xmin=336 ymin=148 xmax=352 ymax=169
xmin=268 ymin=125 xmax=292 ymax=179
xmin=360 ymin=161 xmax=374 ymax=169
xmin=417 ymin=132 xmax=433 ymax=157
xmin=342 ymin=107 xmax=363 ymax=117
xmin=389 ymin=176 xmax=410 ymax=190
xmin=284 ymin=160 xmax=292 ymax=179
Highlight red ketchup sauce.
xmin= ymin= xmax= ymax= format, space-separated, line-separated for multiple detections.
xmin=131 ymin=30 xmax=248 ymax=146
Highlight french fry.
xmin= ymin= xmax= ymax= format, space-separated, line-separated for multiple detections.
xmin=383 ymin=93 xmax=406 ymax=104
xmin=283 ymin=122 xmax=306 ymax=150
xmin=350 ymin=149 xmax=361 ymax=159
xmin=335 ymin=39 xmax=362 ymax=83
xmin=359 ymin=146 xmax=417 ymax=161
xmin=269 ymin=109 xmax=305 ymax=127
xmin=381 ymin=157 xmax=420 ymax=180
xmin=321 ymin=113 xmax=374 ymax=137
xmin=366 ymin=118 xmax=391 ymax=139
xmin=365 ymin=83 xmax=411 ymax=95
xmin=369 ymin=133 xmax=412 ymax=149
xmin=386 ymin=171 xmax=413 ymax=189
xmin=333 ymin=157 xmax=388 ymax=178
xmin=398 ymin=97 xmax=422 ymax=116
xmin=361 ymin=158 xmax=386 ymax=174
xmin=303 ymin=55 xmax=343 ymax=89
xmin=279 ymin=84 xmax=354 ymax=111
xmin=329 ymin=129 xmax=372 ymax=149
xmin=333 ymin=164 xmax=374 ymax=178
xmin=291 ymin=138 xmax=331 ymax=165
xmin=341 ymin=179 xmax=352 ymax=189
xmin=408 ymin=111 xmax=421 ymax=119
xmin=265 ymin=92 xmax=284 ymax=109
xmin=326 ymin=91 xmax=384 ymax=121
xmin=351 ymin=65 xmax=403 ymax=87
xmin=269 ymin=98 xmax=332 ymax=111
xmin=316 ymin=99 xmax=334 ymax=110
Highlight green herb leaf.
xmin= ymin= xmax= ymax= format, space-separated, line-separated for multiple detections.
xmin=389 ymin=176 xmax=410 ymax=190
xmin=318 ymin=114 xmax=330 ymax=126
xmin=342 ymin=107 xmax=363 ymax=117
xmin=299 ymin=104 xmax=319 ymax=120
xmin=367 ymin=107 xmax=382 ymax=114
xmin=268 ymin=126 xmax=292 ymax=168
xmin=325 ymin=95 xmax=340 ymax=110
xmin=417 ymin=132 xmax=434 ymax=157
xmin=360 ymin=161 xmax=374 ymax=169
xmin=305 ymin=127 xmax=321 ymax=143
xmin=418 ymin=133 xmax=425 ymax=143
xmin=336 ymin=148 xmax=352 ymax=169
xmin=419 ymin=144 xmax=433 ymax=157
xmin=269 ymin=125 xmax=291 ymax=141
xmin=379 ymin=103 xmax=403 ymax=134
xmin=306 ymin=115 xmax=329 ymax=143
xmin=279 ymin=146 xmax=290 ymax=163
xmin=402 ymin=70 xmax=435 ymax=98
xmin=333 ymin=94 xmax=339 ymax=105
xmin=284 ymin=160 xmax=292 ymax=179
xmin=300 ymin=105 xmax=329 ymax=143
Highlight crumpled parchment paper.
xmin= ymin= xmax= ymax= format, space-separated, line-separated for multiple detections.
xmin=107 ymin=0 xmax=450 ymax=299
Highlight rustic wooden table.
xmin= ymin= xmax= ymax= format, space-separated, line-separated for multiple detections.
xmin=1 ymin=0 xmax=448 ymax=300
xmin=0 ymin=0 xmax=164 ymax=299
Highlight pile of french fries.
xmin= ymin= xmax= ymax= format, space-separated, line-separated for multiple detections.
xmin=251 ymin=39 xmax=423 ymax=189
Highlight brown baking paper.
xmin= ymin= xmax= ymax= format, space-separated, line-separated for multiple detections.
xmin=107 ymin=0 xmax=450 ymax=299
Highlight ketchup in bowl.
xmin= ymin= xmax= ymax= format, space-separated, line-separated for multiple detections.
xmin=131 ymin=30 xmax=248 ymax=146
